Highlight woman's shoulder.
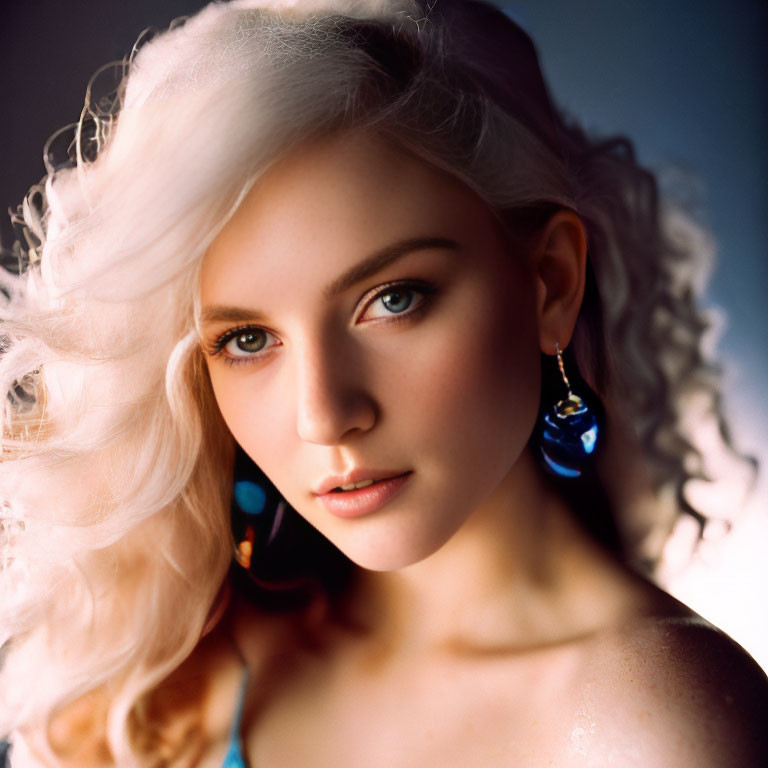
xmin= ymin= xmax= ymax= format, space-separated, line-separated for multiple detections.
xmin=576 ymin=610 xmax=768 ymax=766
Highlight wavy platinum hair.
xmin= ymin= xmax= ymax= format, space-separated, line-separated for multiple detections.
xmin=0 ymin=0 xmax=748 ymax=763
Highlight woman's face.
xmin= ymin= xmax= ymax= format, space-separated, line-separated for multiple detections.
xmin=200 ymin=131 xmax=542 ymax=570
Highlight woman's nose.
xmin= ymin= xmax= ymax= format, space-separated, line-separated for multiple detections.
xmin=294 ymin=339 xmax=377 ymax=446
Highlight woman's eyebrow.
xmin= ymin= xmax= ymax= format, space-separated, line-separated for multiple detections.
xmin=322 ymin=236 xmax=459 ymax=298
xmin=199 ymin=305 xmax=268 ymax=326
xmin=200 ymin=236 xmax=459 ymax=326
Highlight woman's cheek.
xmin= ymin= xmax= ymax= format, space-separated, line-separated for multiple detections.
xmin=209 ymin=368 xmax=278 ymax=457
xmin=415 ymin=292 xmax=540 ymax=469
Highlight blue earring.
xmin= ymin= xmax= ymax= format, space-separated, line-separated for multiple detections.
xmin=536 ymin=341 xmax=599 ymax=478
xmin=230 ymin=447 xmax=287 ymax=571
xmin=229 ymin=446 xmax=355 ymax=599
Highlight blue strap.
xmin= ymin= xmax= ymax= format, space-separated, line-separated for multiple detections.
xmin=221 ymin=664 xmax=250 ymax=768
xmin=221 ymin=739 xmax=249 ymax=768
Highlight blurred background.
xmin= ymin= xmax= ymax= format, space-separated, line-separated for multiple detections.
xmin=1 ymin=0 xmax=766 ymax=668
xmin=504 ymin=0 xmax=768 ymax=672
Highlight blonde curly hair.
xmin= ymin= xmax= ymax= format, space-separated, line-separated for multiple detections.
xmin=0 ymin=0 xmax=751 ymax=763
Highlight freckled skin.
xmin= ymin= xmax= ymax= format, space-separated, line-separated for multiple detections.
xmin=201 ymin=131 xmax=541 ymax=570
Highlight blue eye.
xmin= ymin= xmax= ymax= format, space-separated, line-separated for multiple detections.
xmin=207 ymin=279 xmax=435 ymax=364
xmin=380 ymin=288 xmax=414 ymax=313
xmin=360 ymin=281 xmax=432 ymax=322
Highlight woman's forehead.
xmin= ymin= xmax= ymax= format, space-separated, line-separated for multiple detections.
xmin=200 ymin=130 xmax=497 ymax=293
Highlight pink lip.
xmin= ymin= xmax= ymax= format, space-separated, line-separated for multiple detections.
xmin=315 ymin=472 xmax=412 ymax=519
xmin=313 ymin=469 xmax=408 ymax=497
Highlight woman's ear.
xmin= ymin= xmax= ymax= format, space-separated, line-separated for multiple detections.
xmin=531 ymin=209 xmax=587 ymax=354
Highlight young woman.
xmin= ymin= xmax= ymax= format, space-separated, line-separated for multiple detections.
xmin=1 ymin=0 xmax=765 ymax=765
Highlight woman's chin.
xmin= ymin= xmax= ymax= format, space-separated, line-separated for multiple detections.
xmin=349 ymin=550 xmax=429 ymax=572
xmin=330 ymin=527 xmax=455 ymax=573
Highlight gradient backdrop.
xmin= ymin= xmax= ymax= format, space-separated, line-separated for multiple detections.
xmin=1 ymin=0 xmax=766 ymax=667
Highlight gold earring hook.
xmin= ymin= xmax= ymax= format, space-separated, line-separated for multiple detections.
xmin=554 ymin=340 xmax=572 ymax=396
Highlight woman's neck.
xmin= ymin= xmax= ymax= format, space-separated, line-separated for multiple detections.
xmin=343 ymin=449 xmax=643 ymax=658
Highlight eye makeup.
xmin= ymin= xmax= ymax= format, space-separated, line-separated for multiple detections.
xmin=204 ymin=277 xmax=438 ymax=367
xmin=354 ymin=279 xmax=436 ymax=324
xmin=204 ymin=325 xmax=281 ymax=366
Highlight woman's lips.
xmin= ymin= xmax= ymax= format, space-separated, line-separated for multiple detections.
xmin=315 ymin=472 xmax=412 ymax=518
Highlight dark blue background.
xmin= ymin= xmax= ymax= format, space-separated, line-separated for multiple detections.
xmin=506 ymin=0 xmax=768 ymax=469
xmin=1 ymin=0 xmax=766 ymax=663
xmin=1 ymin=0 xmax=764 ymax=445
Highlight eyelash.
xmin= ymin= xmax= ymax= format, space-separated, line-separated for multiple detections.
xmin=206 ymin=279 xmax=436 ymax=367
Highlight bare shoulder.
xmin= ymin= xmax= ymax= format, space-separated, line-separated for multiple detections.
xmin=577 ymin=612 xmax=768 ymax=766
